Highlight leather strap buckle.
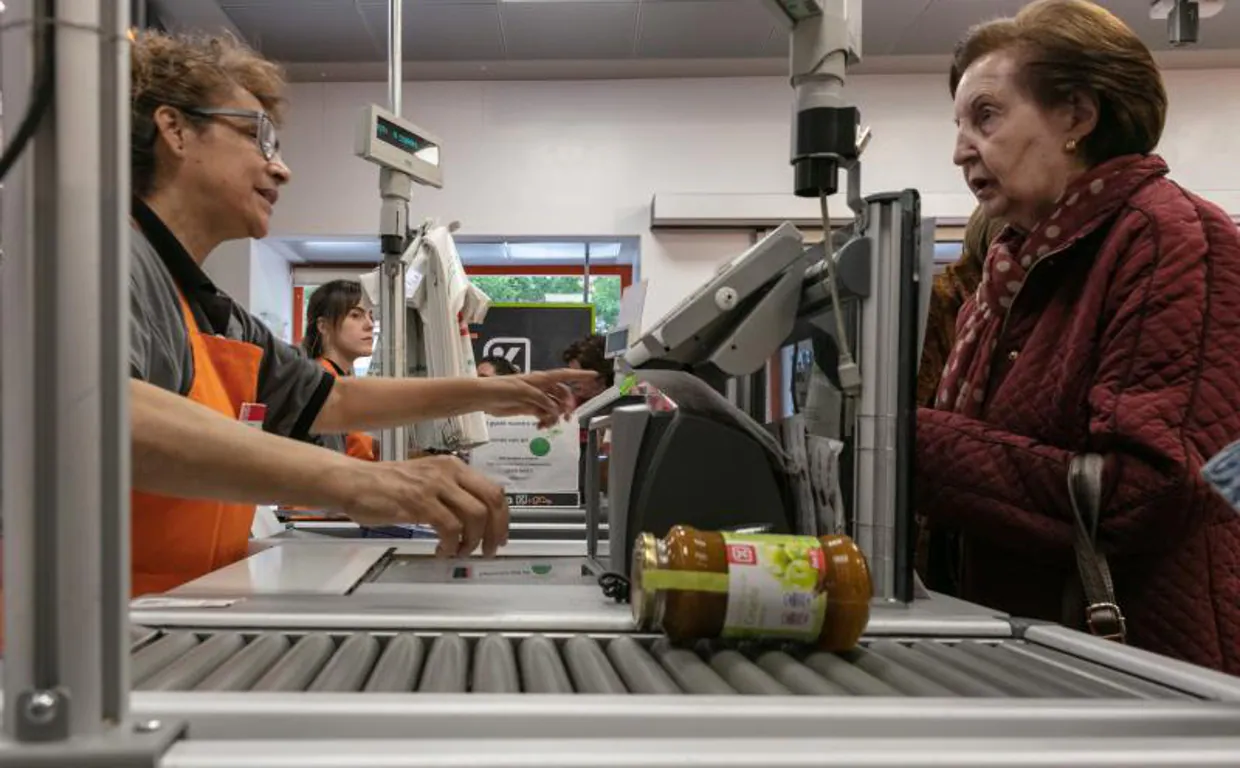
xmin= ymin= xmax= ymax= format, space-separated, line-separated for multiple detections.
xmin=1086 ymin=602 xmax=1127 ymax=643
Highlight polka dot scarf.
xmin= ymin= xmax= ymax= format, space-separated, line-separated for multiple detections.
xmin=934 ymin=155 xmax=1167 ymax=418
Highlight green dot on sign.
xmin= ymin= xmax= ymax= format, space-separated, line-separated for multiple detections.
xmin=529 ymin=437 xmax=551 ymax=457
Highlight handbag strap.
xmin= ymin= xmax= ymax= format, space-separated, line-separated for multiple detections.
xmin=1067 ymin=453 xmax=1127 ymax=643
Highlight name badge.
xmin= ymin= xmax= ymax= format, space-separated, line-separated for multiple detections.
xmin=239 ymin=402 xmax=267 ymax=430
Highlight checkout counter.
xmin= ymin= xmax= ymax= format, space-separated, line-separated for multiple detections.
xmin=112 ymin=193 xmax=1240 ymax=766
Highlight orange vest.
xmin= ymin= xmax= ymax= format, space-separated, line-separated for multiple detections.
xmin=129 ymin=295 xmax=263 ymax=597
xmin=316 ymin=357 xmax=378 ymax=462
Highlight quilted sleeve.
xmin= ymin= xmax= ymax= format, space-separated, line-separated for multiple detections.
xmin=918 ymin=211 xmax=1230 ymax=557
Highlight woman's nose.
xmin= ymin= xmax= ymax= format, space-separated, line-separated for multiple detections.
xmin=269 ymin=154 xmax=292 ymax=184
xmin=952 ymin=130 xmax=976 ymax=167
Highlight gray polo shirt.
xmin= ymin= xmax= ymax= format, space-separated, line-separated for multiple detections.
xmin=129 ymin=200 xmax=333 ymax=439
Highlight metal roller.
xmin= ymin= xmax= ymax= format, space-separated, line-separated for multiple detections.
xmin=605 ymin=636 xmax=680 ymax=695
xmin=195 ymin=634 xmax=290 ymax=692
xmin=801 ymin=651 xmax=901 ymax=696
xmin=843 ymin=645 xmax=957 ymax=697
xmin=419 ymin=634 xmax=469 ymax=693
xmin=135 ymin=632 xmax=244 ymax=692
xmin=756 ymin=650 xmax=849 ymax=695
xmin=915 ymin=641 xmax=1064 ymax=698
xmin=651 ymin=639 xmax=735 ymax=695
xmin=962 ymin=641 xmax=1135 ymax=699
xmin=364 ymin=634 xmax=425 ymax=693
xmin=562 ymin=636 xmax=628 ymax=694
xmin=519 ymin=635 xmax=574 ymax=693
xmin=252 ymin=633 xmax=336 ymax=692
xmin=131 ymin=631 xmax=200 ymax=686
xmin=869 ymin=640 xmax=1009 ymax=698
xmin=1008 ymin=643 xmax=1195 ymax=701
xmin=308 ymin=633 xmax=380 ymax=693
xmin=709 ymin=649 xmax=792 ymax=695
xmin=472 ymin=634 xmax=520 ymax=694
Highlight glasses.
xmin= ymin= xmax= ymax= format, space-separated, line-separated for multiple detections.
xmin=182 ymin=107 xmax=280 ymax=162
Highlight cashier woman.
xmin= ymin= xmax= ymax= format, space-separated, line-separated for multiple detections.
xmin=126 ymin=31 xmax=596 ymax=596
xmin=302 ymin=279 xmax=379 ymax=461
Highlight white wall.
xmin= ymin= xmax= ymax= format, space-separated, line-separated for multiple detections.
xmin=271 ymin=70 xmax=1240 ymax=322
xmin=204 ymin=239 xmax=294 ymax=343
xmin=250 ymin=240 xmax=294 ymax=343
xmin=203 ymin=239 xmax=252 ymax=309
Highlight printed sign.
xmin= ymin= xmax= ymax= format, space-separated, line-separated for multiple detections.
xmin=481 ymin=336 xmax=532 ymax=373
xmin=469 ymin=416 xmax=581 ymax=507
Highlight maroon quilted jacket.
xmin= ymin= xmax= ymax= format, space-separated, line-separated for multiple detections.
xmin=918 ymin=154 xmax=1240 ymax=675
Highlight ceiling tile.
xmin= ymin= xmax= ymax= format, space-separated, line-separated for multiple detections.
xmin=885 ymin=0 xmax=1024 ymax=57
xmin=359 ymin=2 xmax=507 ymax=61
xmin=500 ymin=2 xmax=639 ymax=60
xmin=637 ymin=0 xmax=777 ymax=58
xmin=222 ymin=2 xmax=381 ymax=62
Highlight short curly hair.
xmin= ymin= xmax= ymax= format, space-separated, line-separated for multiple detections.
xmin=949 ymin=0 xmax=1166 ymax=166
xmin=563 ymin=334 xmax=613 ymax=385
xmin=131 ymin=30 xmax=286 ymax=196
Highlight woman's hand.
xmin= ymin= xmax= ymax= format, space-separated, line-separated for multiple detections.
xmin=340 ymin=455 xmax=510 ymax=558
xmin=480 ymin=369 xmax=601 ymax=428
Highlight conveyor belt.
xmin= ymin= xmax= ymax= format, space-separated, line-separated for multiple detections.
xmin=129 ymin=631 xmax=1199 ymax=698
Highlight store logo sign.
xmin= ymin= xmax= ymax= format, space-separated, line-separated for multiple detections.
xmin=482 ymin=337 xmax=530 ymax=373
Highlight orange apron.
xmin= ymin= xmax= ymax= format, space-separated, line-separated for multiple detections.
xmin=130 ymin=295 xmax=264 ymax=597
xmin=316 ymin=357 xmax=378 ymax=462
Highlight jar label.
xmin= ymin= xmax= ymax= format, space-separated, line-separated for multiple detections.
xmin=719 ymin=533 xmax=827 ymax=641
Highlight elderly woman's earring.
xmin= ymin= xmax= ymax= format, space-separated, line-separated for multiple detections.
xmin=1065 ymin=138 xmax=1078 ymax=153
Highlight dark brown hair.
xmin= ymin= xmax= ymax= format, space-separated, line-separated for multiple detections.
xmin=479 ymin=356 xmax=519 ymax=376
xmin=563 ymin=334 xmax=613 ymax=386
xmin=131 ymin=30 xmax=286 ymax=196
xmin=302 ymin=280 xmax=365 ymax=360
xmin=949 ymin=0 xmax=1166 ymax=166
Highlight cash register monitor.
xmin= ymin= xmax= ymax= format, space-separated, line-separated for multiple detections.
xmin=623 ymin=222 xmax=807 ymax=372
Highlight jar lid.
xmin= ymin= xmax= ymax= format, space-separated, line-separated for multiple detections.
xmin=630 ymin=532 xmax=659 ymax=629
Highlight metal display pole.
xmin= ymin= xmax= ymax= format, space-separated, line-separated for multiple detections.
xmin=377 ymin=0 xmax=409 ymax=461
xmin=852 ymin=191 xmax=918 ymax=603
xmin=0 ymin=2 xmax=183 ymax=761
xmin=99 ymin=0 xmax=135 ymax=727
xmin=3 ymin=0 xmax=108 ymax=739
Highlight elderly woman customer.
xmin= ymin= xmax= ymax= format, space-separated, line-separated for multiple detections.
xmin=917 ymin=0 xmax=1240 ymax=675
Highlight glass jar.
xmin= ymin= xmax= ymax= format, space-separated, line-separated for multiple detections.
xmin=631 ymin=525 xmax=871 ymax=651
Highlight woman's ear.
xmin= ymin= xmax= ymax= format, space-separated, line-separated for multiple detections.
xmin=315 ymin=317 xmax=330 ymax=339
xmin=1064 ymin=90 xmax=1100 ymax=146
xmin=151 ymin=105 xmax=188 ymax=157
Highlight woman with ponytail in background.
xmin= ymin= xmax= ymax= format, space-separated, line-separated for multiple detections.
xmin=302 ymin=280 xmax=378 ymax=461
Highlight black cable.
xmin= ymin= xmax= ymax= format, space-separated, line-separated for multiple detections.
xmin=598 ymin=571 xmax=630 ymax=604
xmin=0 ymin=0 xmax=57 ymax=182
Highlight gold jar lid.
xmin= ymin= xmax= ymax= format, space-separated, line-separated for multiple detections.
xmin=630 ymin=532 xmax=660 ymax=629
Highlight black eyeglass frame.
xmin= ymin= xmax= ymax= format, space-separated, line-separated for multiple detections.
xmin=181 ymin=106 xmax=279 ymax=161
